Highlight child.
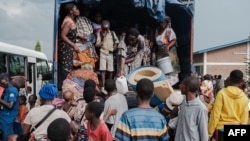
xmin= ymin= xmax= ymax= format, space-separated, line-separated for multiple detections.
xmin=85 ymin=101 xmax=112 ymax=141
xmin=47 ymin=118 xmax=71 ymax=141
xmin=95 ymin=20 xmax=119 ymax=94
xmin=25 ymin=86 xmax=32 ymax=103
xmin=84 ymin=79 xmax=105 ymax=104
xmin=72 ymin=87 xmax=97 ymax=141
xmin=103 ymin=79 xmax=127 ymax=138
xmin=14 ymin=95 xmax=28 ymax=135
xmin=26 ymin=94 xmax=38 ymax=111
xmin=92 ymin=11 xmax=102 ymax=35
xmin=18 ymin=95 xmax=28 ymax=125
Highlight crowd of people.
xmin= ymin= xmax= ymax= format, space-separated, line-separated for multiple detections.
xmin=0 ymin=2 xmax=250 ymax=141
xmin=0 ymin=68 xmax=249 ymax=141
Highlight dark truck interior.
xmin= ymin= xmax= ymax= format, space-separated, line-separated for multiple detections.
xmin=57 ymin=0 xmax=194 ymax=85
xmin=55 ymin=0 xmax=194 ymax=108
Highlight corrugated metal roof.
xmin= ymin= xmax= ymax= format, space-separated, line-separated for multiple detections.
xmin=194 ymin=38 xmax=250 ymax=55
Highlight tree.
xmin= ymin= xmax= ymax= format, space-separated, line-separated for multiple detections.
xmin=35 ymin=41 xmax=41 ymax=52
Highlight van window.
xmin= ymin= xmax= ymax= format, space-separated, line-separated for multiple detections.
xmin=8 ymin=55 xmax=25 ymax=76
xmin=0 ymin=53 xmax=6 ymax=73
xmin=37 ymin=58 xmax=49 ymax=78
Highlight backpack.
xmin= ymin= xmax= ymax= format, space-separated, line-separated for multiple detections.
xmin=110 ymin=31 xmax=118 ymax=46
xmin=109 ymin=31 xmax=118 ymax=52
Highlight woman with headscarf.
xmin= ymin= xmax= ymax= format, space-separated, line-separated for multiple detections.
xmin=117 ymin=28 xmax=151 ymax=76
xmin=155 ymin=16 xmax=180 ymax=84
xmin=58 ymin=3 xmax=80 ymax=89
xmin=21 ymin=84 xmax=72 ymax=141
xmin=199 ymin=74 xmax=214 ymax=114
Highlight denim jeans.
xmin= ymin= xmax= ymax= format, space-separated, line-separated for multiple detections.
xmin=0 ymin=121 xmax=14 ymax=141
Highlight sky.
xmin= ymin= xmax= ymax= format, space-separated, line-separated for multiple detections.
xmin=0 ymin=0 xmax=54 ymax=60
xmin=0 ymin=0 xmax=250 ymax=60
xmin=194 ymin=0 xmax=250 ymax=52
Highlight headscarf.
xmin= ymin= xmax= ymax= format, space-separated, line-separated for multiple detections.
xmin=200 ymin=80 xmax=214 ymax=98
xmin=39 ymin=84 xmax=58 ymax=100
xmin=52 ymin=98 xmax=64 ymax=107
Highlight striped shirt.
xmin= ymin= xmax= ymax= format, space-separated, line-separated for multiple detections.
xmin=115 ymin=108 xmax=169 ymax=141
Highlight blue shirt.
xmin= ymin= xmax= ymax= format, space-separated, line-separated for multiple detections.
xmin=0 ymin=84 xmax=19 ymax=123
xmin=115 ymin=108 xmax=169 ymax=141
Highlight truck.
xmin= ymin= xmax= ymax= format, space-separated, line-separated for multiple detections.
xmin=52 ymin=0 xmax=194 ymax=90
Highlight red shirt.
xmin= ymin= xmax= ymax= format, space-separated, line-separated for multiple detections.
xmin=87 ymin=120 xmax=112 ymax=141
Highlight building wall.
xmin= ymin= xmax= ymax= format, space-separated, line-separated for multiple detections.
xmin=206 ymin=65 xmax=246 ymax=79
xmin=207 ymin=44 xmax=247 ymax=63
xmin=193 ymin=43 xmax=248 ymax=79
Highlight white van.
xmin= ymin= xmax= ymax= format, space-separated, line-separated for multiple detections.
xmin=0 ymin=42 xmax=50 ymax=95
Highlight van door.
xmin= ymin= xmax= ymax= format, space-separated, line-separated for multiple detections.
xmin=27 ymin=56 xmax=37 ymax=95
xmin=27 ymin=63 xmax=36 ymax=95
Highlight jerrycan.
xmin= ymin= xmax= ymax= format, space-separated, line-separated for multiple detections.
xmin=116 ymin=76 xmax=128 ymax=94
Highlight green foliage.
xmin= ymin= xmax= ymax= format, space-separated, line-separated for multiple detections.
xmin=35 ymin=41 xmax=41 ymax=52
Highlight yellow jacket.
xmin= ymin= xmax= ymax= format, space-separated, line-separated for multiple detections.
xmin=208 ymin=86 xmax=249 ymax=137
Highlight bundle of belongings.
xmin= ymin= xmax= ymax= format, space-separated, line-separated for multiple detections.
xmin=62 ymin=64 xmax=99 ymax=98
xmin=73 ymin=39 xmax=98 ymax=69
xmin=61 ymin=76 xmax=84 ymax=98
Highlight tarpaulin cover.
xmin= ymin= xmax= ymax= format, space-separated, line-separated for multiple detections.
xmin=59 ymin=0 xmax=193 ymax=22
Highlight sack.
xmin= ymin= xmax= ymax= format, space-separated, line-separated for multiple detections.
xmin=67 ymin=69 xmax=99 ymax=85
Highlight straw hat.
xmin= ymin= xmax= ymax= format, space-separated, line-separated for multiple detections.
xmin=166 ymin=91 xmax=184 ymax=110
